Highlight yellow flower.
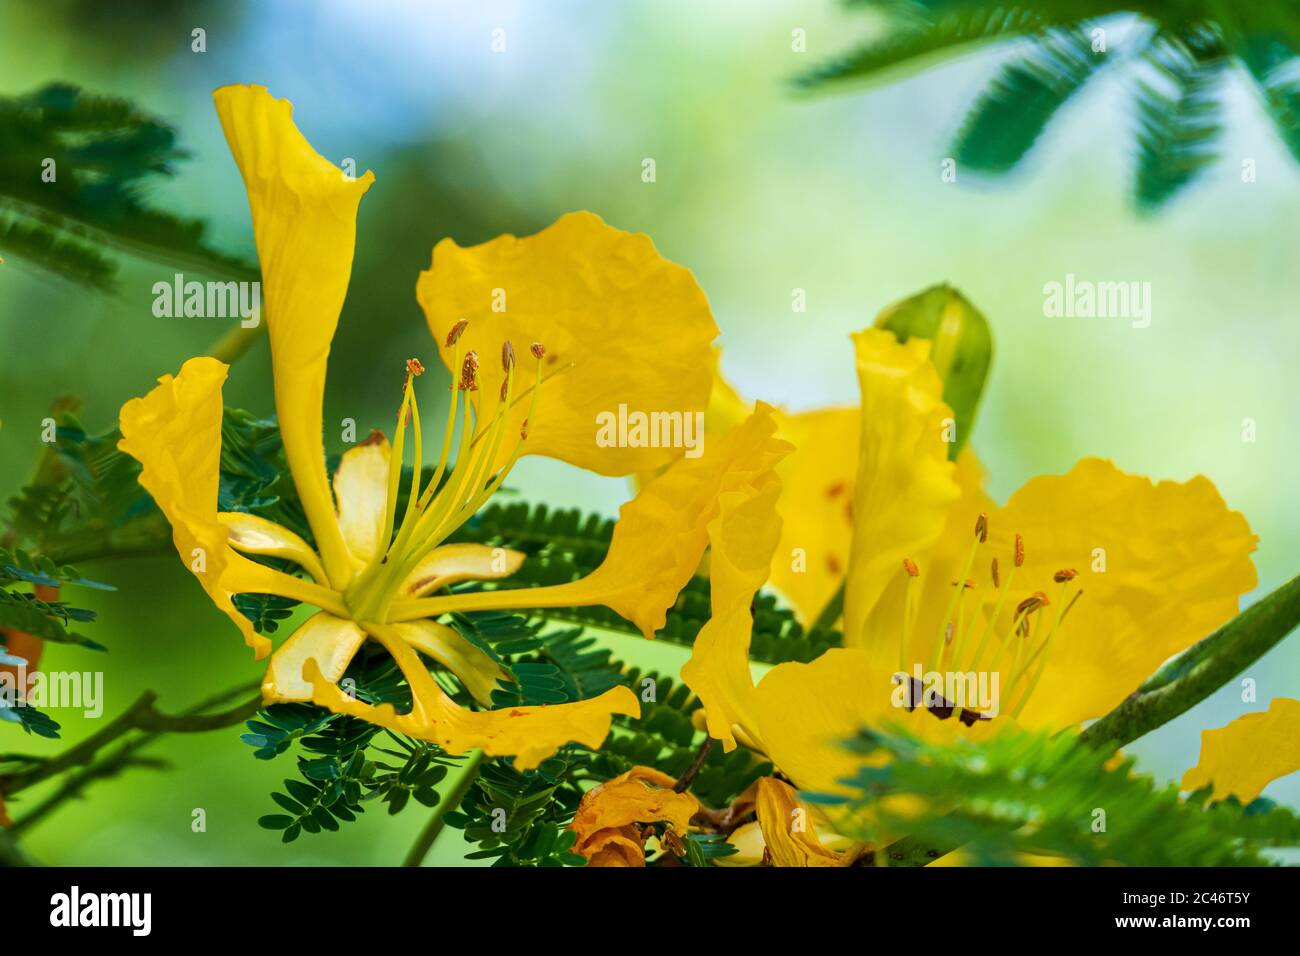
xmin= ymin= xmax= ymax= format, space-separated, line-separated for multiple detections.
xmin=568 ymin=766 xmax=700 ymax=866
xmin=682 ymin=325 xmax=1258 ymax=812
xmin=117 ymin=85 xmax=730 ymax=770
xmin=1181 ymin=697 xmax=1300 ymax=802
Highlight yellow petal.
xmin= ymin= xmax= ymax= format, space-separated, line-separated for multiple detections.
xmin=1181 ymin=698 xmax=1300 ymax=802
xmin=387 ymin=405 xmax=792 ymax=639
xmin=713 ymin=821 xmax=766 ymax=867
xmin=399 ymin=543 xmax=525 ymax=598
xmin=681 ymin=469 xmax=784 ymax=752
xmin=754 ymin=777 xmax=865 ymax=867
xmin=996 ymin=458 xmax=1257 ymax=729
xmin=749 ymin=648 xmax=898 ymax=796
xmin=770 ymin=406 xmax=859 ymax=623
xmin=213 ymin=84 xmax=373 ymax=587
xmin=393 ymin=618 xmax=507 ymax=706
xmin=858 ymin=447 xmax=993 ymax=669
xmin=416 ymin=211 xmax=719 ymax=477
xmin=332 ymin=434 xmax=391 ymax=567
xmin=262 ymin=611 xmax=366 ymax=702
xmin=569 ymin=766 xmax=699 ymax=866
xmin=842 ymin=329 xmax=961 ymax=650
xmin=219 ymin=511 xmax=328 ymax=584
xmin=305 ymin=623 xmax=639 ymax=770
xmin=118 ymin=357 xmax=348 ymax=659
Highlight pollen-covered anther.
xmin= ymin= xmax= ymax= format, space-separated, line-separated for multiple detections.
xmin=458 ymin=351 xmax=480 ymax=391
xmin=1014 ymin=533 xmax=1025 ymax=568
xmin=530 ymin=342 xmax=546 ymax=360
xmin=1015 ymin=591 xmax=1049 ymax=635
xmin=1053 ymin=568 xmax=1079 ymax=583
xmin=361 ymin=428 xmax=386 ymax=447
xmin=991 ymin=557 xmax=1001 ymax=588
xmin=406 ymin=357 xmax=425 ymax=378
xmin=903 ymin=558 xmax=919 ymax=578
xmin=445 ymin=319 xmax=469 ymax=347
xmin=974 ymin=512 xmax=988 ymax=543
xmin=501 ymin=340 xmax=516 ymax=373
xmin=520 ymin=418 xmax=530 ymax=440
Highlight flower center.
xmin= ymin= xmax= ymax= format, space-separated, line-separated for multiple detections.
xmin=343 ymin=324 xmax=546 ymax=621
xmin=896 ymin=514 xmax=1084 ymax=723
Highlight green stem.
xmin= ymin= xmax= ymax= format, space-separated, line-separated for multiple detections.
xmin=1080 ymin=573 xmax=1300 ymax=752
xmin=402 ymin=750 xmax=483 ymax=867
xmin=811 ymin=582 xmax=846 ymax=633
xmin=205 ymin=321 xmax=265 ymax=366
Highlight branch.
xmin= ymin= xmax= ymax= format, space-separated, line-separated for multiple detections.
xmin=1 ymin=681 xmax=260 ymax=798
xmin=1080 ymin=573 xmax=1300 ymax=751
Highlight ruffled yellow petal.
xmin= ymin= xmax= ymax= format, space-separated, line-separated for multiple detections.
xmin=416 ymin=211 xmax=719 ymax=477
xmin=387 ymin=405 xmax=792 ymax=639
xmin=331 ymin=434 xmax=391 ymax=568
xmin=681 ymin=468 xmax=784 ymax=752
xmin=118 ymin=357 xmax=348 ymax=659
xmin=399 ymin=543 xmax=525 ymax=598
xmin=219 ymin=511 xmax=328 ymax=584
xmin=213 ymin=84 xmax=373 ymax=587
xmin=1181 ymin=698 xmax=1300 ymax=802
xmin=305 ymin=622 xmax=639 ymax=770
xmin=569 ymin=767 xmax=699 ymax=867
xmin=393 ymin=618 xmax=507 ymax=706
xmin=754 ymin=777 xmax=865 ymax=867
xmin=996 ymin=458 xmax=1257 ymax=729
xmin=842 ymin=329 xmax=960 ymax=650
xmin=770 ymin=406 xmax=859 ymax=623
xmin=262 ymin=611 xmax=366 ymax=702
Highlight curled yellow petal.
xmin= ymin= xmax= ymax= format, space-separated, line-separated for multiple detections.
xmin=569 ymin=767 xmax=699 ymax=867
xmin=754 ymin=777 xmax=865 ymax=867
xmin=332 ymin=434 xmax=391 ymax=568
xmin=214 ymin=83 xmax=373 ymax=587
xmin=681 ymin=468 xmax=784 ymax=753
xmin=262 ymin=611 xmax=366 ymax=702
xmin=305 ymin=622 xmax=639 ymax=770
xmin=842 ymin=328 xmax=960 ymax=649
xmin=1181 ymin=698 xmax=1300 ymax=802
xmin=386 ymin=405 xmax=792 ymax=639
xmin=393 ymin=618 xmax=507 ymax=706
xmin=118 ymin=357 xmax=347 ymax=659
xmin=399 ymin=543 xmax=525 ymax=598
xmin=416 ymin=211 xmax=719 ymax=477
xmin=219 ymin=511 xmax=327 ymax=584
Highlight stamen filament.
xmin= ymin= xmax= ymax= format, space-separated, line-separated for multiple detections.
xmin=900 ymin=559 xmax=919 ymax=671
xmin=968 ymin=564 xmax=1016 ymax=673
xmin=928 ymin=516 xmax=984 ymax=672
xmin=1010 ymin=582 xmax=1072 ymax=719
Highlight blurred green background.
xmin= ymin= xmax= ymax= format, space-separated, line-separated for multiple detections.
xmin=1 ymin=0 xmax=1296 ymax=865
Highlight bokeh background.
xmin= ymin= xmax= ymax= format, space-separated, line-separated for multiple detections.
xmin=1 ymin=0 xmax=1296 ymax=865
